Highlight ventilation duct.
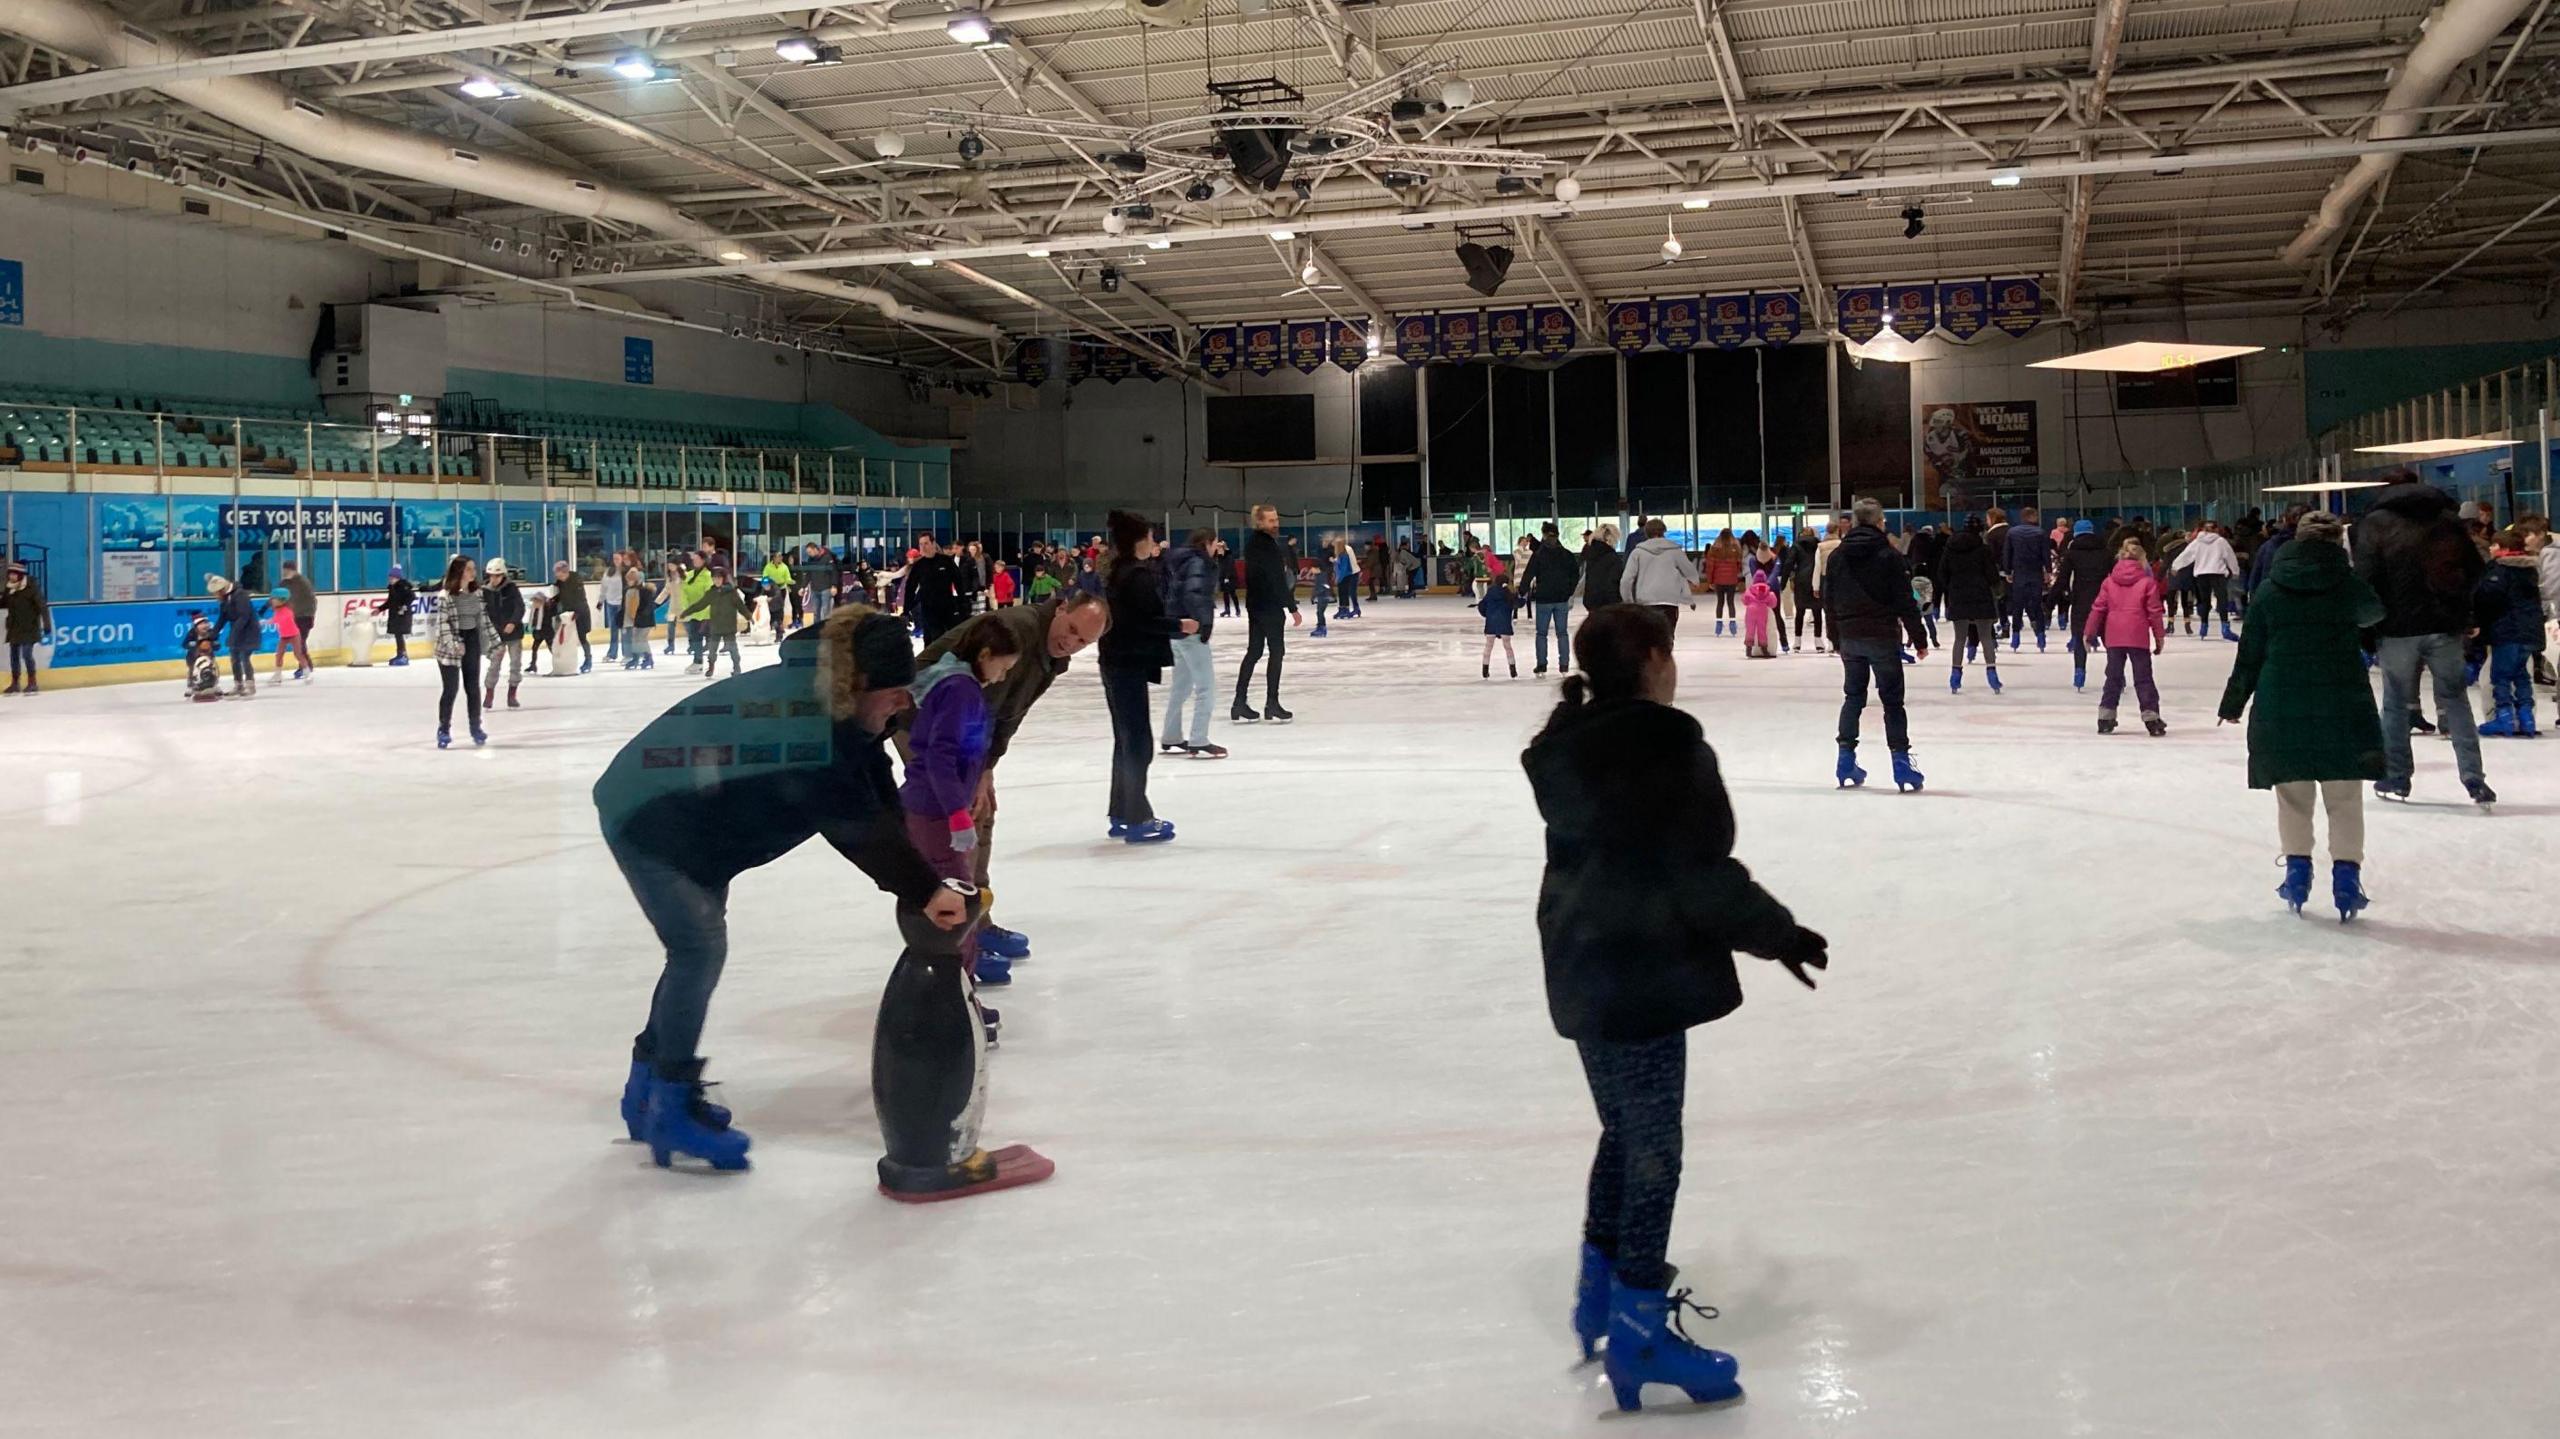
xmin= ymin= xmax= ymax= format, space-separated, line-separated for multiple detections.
xmin=2279 ymin=0 xmax=2541 ymax=266
xmin=0 ymin=0 xmax=1000 ymax=338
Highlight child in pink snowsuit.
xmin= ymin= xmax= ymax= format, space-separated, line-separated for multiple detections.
xmin=1741 ymin=575 xmax=1781 ymax=658
xmin=2084 ymin=537 xmax=2168 ymax=735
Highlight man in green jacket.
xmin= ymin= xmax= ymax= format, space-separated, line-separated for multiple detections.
xmin=678 ymin=552 xmax=715 ymax=672
xmin=759 ymin=553 xmax=795 ymax=640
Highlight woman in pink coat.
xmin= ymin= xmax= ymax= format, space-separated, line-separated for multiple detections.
xmin=2084 ymin=537 xmax=2168 ymax=735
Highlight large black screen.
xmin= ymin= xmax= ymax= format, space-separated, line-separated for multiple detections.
xmin=1206 ymin=393 xmax=1317 ymax=462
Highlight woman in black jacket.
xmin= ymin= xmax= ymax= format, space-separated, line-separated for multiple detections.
xmin=1097 ymin=510 xmax=1198 ymax=844
xmin=1580 ymin=525 xmax=1626 ymax=608
xmin=2054 ymin=521 xmax=2113 ymax=689
xmin=1522 ymin=604 xmax=1827 ymax=1414
xmin=383 ymin=566 xmax=416 ymax=666
xmin=1937 ymin=518 xmax=2003 ymax=692
xmin=1786 ymin=531 xmax=1824 ymax=651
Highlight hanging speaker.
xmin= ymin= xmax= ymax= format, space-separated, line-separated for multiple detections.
xmin=1455 ymin=242 xmax=1514 ymax=297
xmin=1218 ymin=125 xmax=1296 ymax=190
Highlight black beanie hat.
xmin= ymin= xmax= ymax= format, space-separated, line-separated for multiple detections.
xmin=850 ymin=612 xmax=917 ymax=689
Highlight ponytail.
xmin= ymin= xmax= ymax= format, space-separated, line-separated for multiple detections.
xmin=1536 ymin=604 xmax=1671 ymax=739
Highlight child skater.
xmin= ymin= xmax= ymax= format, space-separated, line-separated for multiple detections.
xmin=2216 ymin=511 xmax=2387 ymax=921
xmin=682 ymin=568 xmax=754 ymax=679
xmin=1523 ymin=604 xmax=1829 ymax=1414
xmin=268 ymin=590 xmax=304 ymax=683
xmin=1740 ymin=572 xmax=1781 ymax=658
xmin=1478 ymin=568 xmax=1522 ymax=678
xmin=903 ymin=618 xmax=1025 ymax=1015
xmin=2084 ymin=536 xmax=2168 ymax=735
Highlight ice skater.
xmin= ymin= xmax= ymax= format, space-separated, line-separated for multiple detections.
xmin=1786 ymin=529 xmax=1823 ymax=652
xmin=2216 ymin=512 xmax=2386 ymax=920
xmin=2085 ymin=537 xmax=2168 ymax=735
xmin=1938 ymin=518 xmax=2001 ymax=693
xmin=1522 ymin=603 xmax=1827 ymax=1414
xmin=683 ymin=567 xmax=753 ymax=680
xmin=383 ymin=566 xmax=415 ymax=666
xmin=429 ymin=556 xmax=488 ymax=747
xmin=1740 ymin=572 xmax=1781 ymax=658
xmin=267 ymin=590 xmax=305 ymax=682
xmin=1702 ymin=531 xmax=1744 ymax=635
xmin=2 ymin=561 xmax=50 ymax=696
xmin=481 ymin=557 xmax=527 ymax=709
xmin=2054 ymin=520 xmax=2111 ymax=690
xmin=1158 ymin=527 xmax=1227 ymax=760
xmin=599 ymin=606 xmax=977 ymax=1177
xmin=1479 ymin=567 xmax=1522 ymax=677
xmin=2171 ymin=521 xmax=2241 ymax=638
xmin=1097 ymin=510 xmax=1197 ymax=844
xmin=1233 ymin=504 xmax=1300 ymax=723
xmin=1622 ymin=519 xmax=1699 ymax=633
xmin=2001 ymin=505 xmax=2052 ymax=651
xmin=1823 ymin=499 xmax=1929 ymax=791
xmin=2476 ymin=528 xmax=2545 ymax=736
xmin=902 ymin=615 xmax=1022 ymax=1001
xmin=208 ymin=574 xmax=261 ymax=698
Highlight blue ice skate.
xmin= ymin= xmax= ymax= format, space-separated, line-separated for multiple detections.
xmin=470 ymin=723 xmax=488 ymax=747
xmin=979 ymin=923 xmax=1031 ymax=960
xmin=1986 ymin=668 xmax=2003 ymax=693
xmin=1122 ymin=818 xmax=1177 ymax=845
xmin=2222 ymin=622 xmax=2240 ymax=642
xmin=2478 ymin=705 xmax=2518 ymax=737
xmin=1601 ymin=1279 xmax=1741 ymax=1414
xmin=1835 ymin=747 xmax=1866 ymax=789
xmin=2073 ymin=661 xmax=2087 ymax=691
xmin=622 ymin=1058 xmax=728 ymax=1139
xmin=2036 ymin=632 xmax=2047 ymax=652
xmin=1891 ymin=750 xmax=1924 ymax=793
xmin=437 ymin=726 xmax=451 ymax=749
xmin=641 ymin=1060 xmax=750 ymax=1171
xmin=2277 ymin=854 xmax=2312 ymax=915
xmin=2332 ymin=861 xmax=2369 ymax=922
xmin=1949 ymin=668 xmax=1962 ymax=694
xmin=974 ymin=952 xmax=1013 ymax=988
xmin=1574 ymin=1244 xmax=1611 ymax=1363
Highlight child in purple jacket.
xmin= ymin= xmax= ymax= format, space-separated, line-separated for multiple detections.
xmin=900 ymin=619 xmax=1024 ymax=987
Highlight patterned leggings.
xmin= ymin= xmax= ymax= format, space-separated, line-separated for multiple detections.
xmin=1578 ymin=1032 xmax=1687 ymax=1291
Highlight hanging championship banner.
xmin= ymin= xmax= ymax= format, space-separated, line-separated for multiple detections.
xmin=1989 ymin=278 xmax=2043 ymax=337
xmin=1331 ymin=320 xmax=1368 ymax=372
xmin=1393 ymin=314 xmax=1438 ymax=366
xmin=1889 ymin=283 xmax=1935 ymax=342
xmin=1704 ymin=295 xmax=1753 ymax=350
xmin=1652 ymin=296 xmax=1702 ymax=352
xmin=1531 ymin=306 xmax=1577 ymax=358
xmin=1606 ymin=300 xmax=1652 ymax=354
xmin=1241 ymin=322 xmax=1285 ymax=376
xmin=1198 ymin=326 xmax=1238 ymax=377
xmin=1287 ymin=320 xmax=1328 ymax=374
xmin=1485 ymin=308 xmax=1531 ymax=360
xmin=1752 ymin=291 xmax=1803 ymax=345
xmin=1012 ymin=338 xmax=1051 ymax=386
xmin=1094 ymin=344 xmax=1135 ymax=383
xmin=1837 ymin=286 xmax=1888 ymax=343
xmin=1936 ymin=281 xmax=1987 ymax=342
xmin=1065 ymin=343 xmax=1092 ymax=384
xmin=1440 ymin=310 xmax=1482 ymax=361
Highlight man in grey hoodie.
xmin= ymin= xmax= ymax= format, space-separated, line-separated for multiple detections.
xmin=1620 ymin=519 xmax=1700 ymax=632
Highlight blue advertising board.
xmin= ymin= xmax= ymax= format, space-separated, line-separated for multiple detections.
xmin=0 ymin=258 xmax=22 ymax=326
xmin=43 ymin=597 xmax=276 ymax=669
xmin=624 ymin=335 xmax=655 ymax=384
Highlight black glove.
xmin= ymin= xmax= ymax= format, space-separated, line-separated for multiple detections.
xmin=1765 ymin=927 xmax=1829 ymax=990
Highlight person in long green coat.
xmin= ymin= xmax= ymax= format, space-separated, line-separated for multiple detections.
xmin=2216 ymin=512 xmax=2387 ymax=919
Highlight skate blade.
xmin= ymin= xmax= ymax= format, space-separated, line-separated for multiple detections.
xmin=880 ymin=1144 xmax=1054 ymax=1204
xmin=1596 ymin=1384 xmax=1746 ymax=1419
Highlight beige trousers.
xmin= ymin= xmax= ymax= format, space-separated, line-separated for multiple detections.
xmin=2275 ymin=780 xmax=2365 ymax=863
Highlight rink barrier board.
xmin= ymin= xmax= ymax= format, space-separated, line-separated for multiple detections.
xmin=29 ymin=590 xmax=619 ymax=689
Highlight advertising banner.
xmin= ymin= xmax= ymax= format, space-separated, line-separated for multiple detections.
xmin=1241 ymin=323 xmax=1285 ymax=376
xmin=1287 ymin=320 xmax=1328 ymax=374
xmin=1703 ymin=295 xmax=1752 ymax=349
xmin=1837 ymin=287 xmax=1888 ymax=343
xmin=623 ymin=336 xmax=654 ymax=385
xmin=1531 ymin=305 xmax=1577 ymax=358
xmin=42 ymin=597 xmax=271 ymax=670
xmin=221 ymin=503 xmax=398 ymax=548
xmin=0 ymin=257 xmax=22 ymax=327
xmin=1439 ymin=310 xmax=1482 ymax=361
xmin=1606 ymin=300 xmax=1653 ymax=354
xmin=1919 ymin=400 xmax=2039 ymax=508
xmin=100 ymin=552 xmax=166 ymax=602
xmin=1752 ymin=291 xmax=1803 ymax=345
xmin=1936 ymin=281 xmax=1987 ymax=341
xmin=1484 ymin=308 xmax=1531 ymax=360
xmin=1652 ymin=296 xmax=1703 ymax=352
xmin=1331 ymin=320 xmax=1368 ymax=372
xmin=1888 ymin=283 xmax=1935 ymax=342
xmin=1989 ymin=278 xmax=2044 ymax=337
xmin=1198 ymin=326 xmax=1239 ymax=378
xmin=1393 ymin=314 xmax=1438 ymax=366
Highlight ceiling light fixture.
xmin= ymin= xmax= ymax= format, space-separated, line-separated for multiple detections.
xmin=2030 ymin=341 xmax=2264 ymax=373
xmin=1186 ymin=179 xmax=1216 ymax=203
xmin=459 ymin=76 xmax=507 ymax=100
xmin=775 ymin=35 xmax=821 ymax=63
xmin=1271 ymin=228 xmax=1297 ymax=241
xmin=956 ymin=130 xmax=985 ymax=162
xmin=611 ymin=52 xmax=660 ymax=80
xmin=1681 ymin=197 xmax=1713 ymax=210
xmin=2352 ymin=438 xmax=2520 ymax=456
xmin=1098 ymin=265 xmax=1121 ymax=293
xmin=1146 ymin=237 xmax=1173 ymax=250
xmin=1026 ymin=247 xmax=1052 ymax=258
xmin=909 ymin=255 xmax=935 ymax=266
xmin=718 ymin=248 xmax=748 ymax=262
xmin=1989 ymin=171 xmax=2023 ymax=188
xmin=945 ymin=12 xmax=993 ymax=45
xmin=1102 ymin=210 xmax=1128 ymax=235
xmin=1554 ymin=175 xmax=1582 ymax=205
xmin=1659 ymin=214 xmax=1683 ymax=262
xmin=1440 ymin=77 xmax=1475 ymax=110
xmin=875 ymin=132 xmax=907 ymax=159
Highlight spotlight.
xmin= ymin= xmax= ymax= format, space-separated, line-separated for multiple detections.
xmin=1288 ymin=132 xmax=1349 ymax=156
xmin=1365 ymin=326 xmax=1382 ymax=357
xmin=71 ymin=145 xmax=92 ymax=164
xmin=1901 ymin=204 xmax=1926 ymax=239
xmin=775 ymin=35 xmax=821 ymax=63
xmin=167 ymin=162 xmax=194 ymax=186
xmin=875 ymin=132 xmax=907 ymax=159
xmin=1219 ymin=125 xmax=1296 ymax=190
xmin=18 ymin=134 xmax=41 ymax=154
xmin=1390 ymin=98 xmax=1432 ymax=123
xmin=609 ymin=258 xmax=627 ymax=273
xmin=1185 ymin=179 xmax=1216 ymax=203
xmin=121 ymin=154 xmax=145 ymax=173
xmin=1291 ymin=178 xmax=1313 ymax=200
xmin=1495 ymin=175 xmax=1527 ymax=195
xmin=1105 ymin=151 xmax=1147 ymax=174
xmin=1383 ymin=170 xmax=1425 ymax=189
xmin=1098 ymin=265 xmax=1122 ymax=293
xmin=945 ymin=12 xmax=993 ymax=45
xmin=611 ymin=52 xmax=660 ymax=80
xmin=730 ymin=323 xmax=748 ymax=338
xmin=1120 ymin=202 xmax=1155 ymax=220
xmin=956 ymin=130 xmax=985 ymax=162
xmin=1440 ymin=77 xmax=1476 ymax=110
xmin=1554 ymin=175 xmax=1581 ymax=204
xmin=459 ymin=75 xmax=507 ymax=99
xmin=1455 ymin=240 xmax=1513 ymax=296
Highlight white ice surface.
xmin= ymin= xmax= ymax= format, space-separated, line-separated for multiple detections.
xmin=4 ymin=601 xmax=2558 ymax=1438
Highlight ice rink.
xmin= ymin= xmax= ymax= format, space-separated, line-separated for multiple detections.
xmin=6 ymin=598 xmax=2558 ymax=1438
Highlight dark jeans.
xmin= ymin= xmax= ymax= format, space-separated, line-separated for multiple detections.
xmin=1836 ymin=636 xmax=1910 ymax=752
xmin=1791 ymin=596 xmax=1821 ymax=642
xmin=611 ymin=832 xmax=732 ymax=1081
xmin=603 ymin=602 xmax=623 ymax=658
xmin=1235 ymin=609 xmax=1287 ymax=707
xmin=1534 ymin=601 xmax=1571 ymax=670
xmin=1651 ymin=604 xmax=1680 ymax=634
xmin=229 ymin=644 xmax=256 ymax=685
xmin=1578 ymin=1032 xmax=1686 ymax=1292
xmin=436 ymin=629 xmax=485 ymax=728
xmin=1101 ymin=664 xmax=1156 ymax=823
xmin=1713 ymin=585 xmax=1737 ymax=619
xmin=6 ymin=642 xmax=34 ymax=685
xmin=1948 ymin=617 xmax=1997 ymax=668
xmin=2378 ymin=632 xmax=2484 ymax=788
xmin=2099 ymin=646 xmax=2159 ymax=715
xmin=2488 ymin=641 xmax=2531 ymax=714
xmin=2004 ymin=576 xmax=2044 ymax=638
xmin=2195 ymin=573 xmax=2230 ymax=623
xmin=2067 ymin=605 xmax=2095 ymax=666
